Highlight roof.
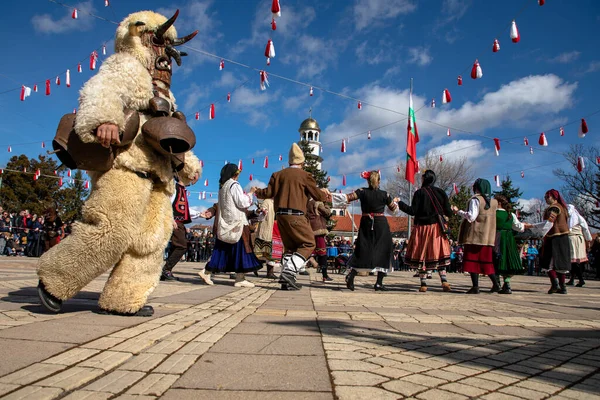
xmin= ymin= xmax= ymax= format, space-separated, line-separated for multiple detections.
xmin=298 ymin=117 xmax=321 ymax=132
xmin=330 ymin=215 xmax=408 ymax=233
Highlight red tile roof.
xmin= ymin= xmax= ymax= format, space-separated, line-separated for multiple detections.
xmin=330 ymin=215 xmax=408 ymax=233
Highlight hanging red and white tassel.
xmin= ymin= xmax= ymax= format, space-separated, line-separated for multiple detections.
xmin=7 ymin=146 xmax=11 ymax=153
xmin=271 ymin=18 xmax=277 ymax=31
xmin=227 ymin=92 xmax=231 ymax=102
xmin=224 ymin=160 xmax=228 ymax=165
xmin=219 ymin=59 xmax=225 ymax=70
xmin=42 ymin=142 xmax=46 ymax=149
xmin=439 ymin=155 xmax=443 ymax=162
xmin=524 ymin=137 xmax=529 ymax=146
xmin=90 ymin=51 xmax=98 ymax=70
xmin=471 ymin=60 xmax=483 ymax=79
xmin=35 ymin=169 xmax=41 ymax=178
xmin=77 ymin=63 xmax=82 ymax=73
xmin=453 ymin=183 xmax=459 ymax=195
xmin=577 ymin=156 xmax=585 ymax=172
xmin=105 ymin=0 xmax=109 ymax=6
xmin=538 ymin=0 xmax=545 ymax=5
xmin=264 ymin=39 xmax=275 ymax=65
xmin=538 ymin=132 xmax=548 ymax=146
xmin=357 ymin=101 xmax=362 ymax=110
xmin=510 ymin=20 xmax=520 ymax=43
xmin=67 ymin=169 xmax=72 ymax=177
xmin=278 ymin=154 xmax=283 ymax=161
xmin=238 ymin=159 xmax=243 ymax=171
xmin=260 ymin=71 xmax=269 ymax=91
xmin=521 ymin=171 xmax=525 ymax=178
xmin=342 ymin=175 xmax=346 ymax=186
xmin=33 ymin=84 xmax=38 ymax=92
xmin=560 ymin=127 xmax=565 ymax=137
xmin=65 ymin=69 xmax=71 ymax=87
xmin=200 ymin=160 xmax=204 ymax=168
xmin=251 ymin=158 xmax=255 ymax=165
xmin=494 ymin=138 xmax=501 ymax=156
xmin=416 ymin=160 xmax=420 ymax=171
xmin=494 ymin=175 xmax=501 ymax=187
xmin=204 ymin=179 xmax=208 ymax=186
xmin=492 ymin=39 xmax=500 ymax=53
xmin=272 ymin=0 xmax=281 ymax=17
xmin=55 ymin=76 xmax=60 ymax=86
xmin=84 ymin=181 xmax=89 ymax=189
xmin=23 ymin=167 xmax=26 ymax=173
xmin=264 ymin=156 xmax=269 ymax=168
xmin=457 ymin=75 xmax=462 ymax=86
xmin=45 ymin=79 xmax=51 ymax=96
xmin=367 ymin=131 xmax=371 ymax=140
xmin=195 ymin=112 xmax=199 ymax=120
xmin=249 ymin=174 xmax=253 ymax=181
xmin=596 ymin=156 xmax=600 ymax=165
xmin=19 ymin=86 xmax=31 ymax=101
xmin=446 ymin=128 xmax=451 ymax=137
xmin=341 ymin=139 xmax=346 ymax=153
xmin=209 ymin=104 xmax=215 ymax=120
xmin=430 ymin=99 xmax=436 ymax=108
xmin=72 ymin=108 xmax=77 ymax=114
xmin=72 ymin=8 xmax=78 ymax=19
xmin=309 ymin=87 xmax=313 ymax=96
xmin=579 ymin=118 xmax=589 ymax=138
xmin=59 ymin=177 xmax=63 ymax=187
xmin=442 ymin=89 xmax=452 ymax=104
xmin=530 ymin=147 xmax=534 ymax=155
xmin=33 ymin=174 xmax=38 ymax=182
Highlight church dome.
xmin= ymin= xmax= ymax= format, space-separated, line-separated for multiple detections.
xmin=298 ymin=117 xmax=321 ymax=132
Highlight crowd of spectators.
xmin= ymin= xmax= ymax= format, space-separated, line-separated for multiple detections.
xmin=0 ymin=207 xmax=70 ymax=257
xmin=164 ymin=229 xmax=216 ymax=262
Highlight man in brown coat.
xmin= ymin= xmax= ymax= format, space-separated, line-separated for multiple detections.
xmin=254 ymin=143 xmax=329 ymax=290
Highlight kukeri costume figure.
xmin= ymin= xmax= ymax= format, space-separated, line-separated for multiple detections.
xmin=37 ymin=10 xmax=201 ymax=316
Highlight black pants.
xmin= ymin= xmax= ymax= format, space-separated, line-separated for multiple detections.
xmin=164 ymin=222 xmax=187 ymax=272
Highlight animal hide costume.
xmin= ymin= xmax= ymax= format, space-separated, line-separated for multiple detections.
xmin=37 ymin=10 xmax=201 ymax=316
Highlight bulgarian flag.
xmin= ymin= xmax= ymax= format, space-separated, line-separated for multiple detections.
xmin=405 ymin=89 xmax=420 ymax=184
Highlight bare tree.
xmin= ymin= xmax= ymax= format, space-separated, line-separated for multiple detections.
xmin=383 ymin=153 xmax=475 ymax=201
xmin=553 ymin=144 xmax=600 ymax=230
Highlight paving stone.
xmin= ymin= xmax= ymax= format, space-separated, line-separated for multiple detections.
xmin=500 ymin=385 xmax=548 ymax=400
xmin=83 ymin=370 xmax=145 ymax=393
xmin=112 ymin=395 xmax=156 ymax=400
xmin=442 ymin=365 xmax=483 ymax=377
xmin=36 ymin=367 xmax=104 ymax=391
xmin=335 ymin=386 xmax=398 ymax=400
xmin=80 ymin=337 xmax=127 ymax=350
xmin=43 ymin=348 xmax=101 ymax=366
xmin=0 ymin=363 xmax=66 ymax=385
xmin=403 ymin=373 xmax=447 ymax=387
xmin=0 ymin=339 xmax=72 ymax=376
xmin=1 ymin=385 xmax=63 ymax=400
xmin=331 ymin=371 xmax=388 ymax=386
xmin=480 ymin=392 xmax=526 ymax=400
xmin=424 ymin=370 xmax=465 ymax=382
xmin=126 ymin=373 xmax=179 ymax=396
xmin=118 ymin=353 xmax=168 ymax=372
xmin=162 ymin=388 xmax=333 ymax=399
xmin=371 ymin=366 xmax=413 ymax=379
xmin=460 ymin=376 xmax=504 ymax=391
xmin=78 ymin=350 xmax=132 ymax=371
xmin=177 ymin=341 xmax=212 ymax=355
xmin=0 ymin=383 xmax=19 ymax=396
xmin=61 ymin=390 xmax=113 ymax=400
xmin=145 ymin=340 xmax=186 ymax=354
xmin=440 ymin=383 xmax=488 ymax=397
xmin=328 ymin=359 xmax=380 ymax=372
xmin=516 ymin=380 xmax=564 ymax=395
xmin=152 ymin=353 xmax=198 ymax=374
xmin=416 ymin=388 xmax=469 ymax=400
xmin=382 ymin=380 xmax=428 ymax=397
xmin=476 ymin=372 xmax=521 ymax=385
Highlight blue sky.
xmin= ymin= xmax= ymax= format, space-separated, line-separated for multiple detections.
xmin=1 ymin=0 xmax=600 ymax=213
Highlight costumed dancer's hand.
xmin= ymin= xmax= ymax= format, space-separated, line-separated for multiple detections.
xmin=200 ymin=209 xmax=214 ymax=219
xmin=96 ymin=123 xmax=120 ymax=148
xmin=172 ymin=220 xmax=178 ymax=230
xmin=249 ymin=187 xmax=257 ymax=195
xmin=451 ymin=205 xmax=459 ymax=214
xmin=523 ymin=223 xmax=533 ymax=230
xmin=320 ymin=188 xmax=331 ymax=196
xmin=393 ymin=197 xmax=400 ymax=203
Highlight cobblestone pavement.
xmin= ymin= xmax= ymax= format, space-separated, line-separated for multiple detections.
xmin=0 ymin=258 xmax=599 ymax=399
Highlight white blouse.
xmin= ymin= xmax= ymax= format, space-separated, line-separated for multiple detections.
xmin=567 ymin=204 xmax=592 ymax=241
xmin=497 ymin=208 xmax=525 ymax=233
xmin=458 ymin=198 xmax=479 ymax=223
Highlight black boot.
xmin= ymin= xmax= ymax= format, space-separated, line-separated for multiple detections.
xmin=489 ymin=274 xmax=501 ymax=293
xmin=374 ymin=271 xmax=387 ymax=291
xmin=161 ymin=270 xmax=177 ymax=281
xmin=346 ymin=269 xmax=357 ymax=291
xmin=499 ymin=282 xmax=512 ymax=294
xmin=266 ymin=264 xmax=277 ymax=279
xmin=38 ymin=280 xmax=62 ymax=313
xmin=548 ymin=277 xmax=560 ymax=294
xmin=98 ymin=305 xmax=154 ymax=317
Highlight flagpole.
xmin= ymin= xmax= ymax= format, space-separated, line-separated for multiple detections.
xmin=407 ymin=78 xmax=413 ymax=240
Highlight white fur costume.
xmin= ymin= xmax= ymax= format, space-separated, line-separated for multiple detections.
xmin=37 ymin=11 xmax=201 ymax=314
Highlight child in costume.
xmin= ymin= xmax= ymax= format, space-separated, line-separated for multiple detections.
xmin=37 ymin=10 xmax=201 ymax=317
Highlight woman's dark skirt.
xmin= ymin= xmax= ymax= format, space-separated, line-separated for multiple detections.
xmin=206 ymin=238 xmax=262 ymax=273
xmin=348 ymin=215 xmax=392 ymax=270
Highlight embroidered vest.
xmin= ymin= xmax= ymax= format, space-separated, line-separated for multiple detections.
xmin=458 ymin=195 xmax=498 ymax=246
xmin=173 ymin=183 xmax=191 ymax=224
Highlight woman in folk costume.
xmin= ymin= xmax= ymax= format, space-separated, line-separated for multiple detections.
xmin=202 ymin=164 xmax=262 ymax=287
xmin=566 ymin=204 xmax=592 ymax=287
xmin=307 ymin=197 xmax=333 ymax=282
xmin=395 ymin=170 xmax=452 ymax=293
xmin=452 ymin=178 xmax=500 ymax=294
xmin=492 ymin=195 xmax=530 ymax=294
xmin=253 ymin=198 xmax=278 ymax=279
xmin=332 ymin=171 xmax=398 ymax=291
xmin=540 ymin=189 xmax=571 ymax=294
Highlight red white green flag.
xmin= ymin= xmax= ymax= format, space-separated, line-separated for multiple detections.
xmin=405 ymin=91 xmax=420 ymax=184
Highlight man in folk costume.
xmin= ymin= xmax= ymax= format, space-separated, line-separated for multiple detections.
xmin=566 ymin=204 xmax=592 ymax=287
xmin=254 ymin=143 xmax=329 ymax=290
xmin=37 ymin=10 xmax=201 ymax=316
xmin=161 ymin=178 xmax=193 ymax=281
xmin=307 ymin=197 xmax=333 ymax=282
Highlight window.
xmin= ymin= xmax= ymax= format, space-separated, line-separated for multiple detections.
xmin=315 ymin=133 xmax=319 ymax=142
xmin=331 ymin=210 xmax=337 ymax=216
xmin=308 ymin=131 xmax=313 ymax=141
xmin=339 ymin=210 xmax=345 ymax=216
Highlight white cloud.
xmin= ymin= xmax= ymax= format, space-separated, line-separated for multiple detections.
xmin=425 ymin=140 xmax=487 ymax=163
xmin=584 ymin=61 xmax=600 ymax=74
xmin=355 ymin=41 xmax=393 ymax=65
xmin=32 ymin=1 xmax=96 ymax=34
xmin=548 ymin=51 xmax=581 ymax=64
xmin=440 ymin=0 xmax=472 ymax=24
xmin=280 ymin=35 xmax=346 ymax=79
xmin=407 ymin=47 xmax=433 ymax=66
xmin=244 ymin=179 xmax=267 ymax=192
xmin=353 ymin=0 xmax=417 ymax=31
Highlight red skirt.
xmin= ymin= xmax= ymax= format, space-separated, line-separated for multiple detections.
xmin=463 ymin=244 xmax=495 ymax=275
xmin=315 ymin=235 xmax=326 ymax=256
xmin=271 ymin=221 xmax=283 ymax=261
xmin=404 ymin=223 xmax=451 ymax=270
